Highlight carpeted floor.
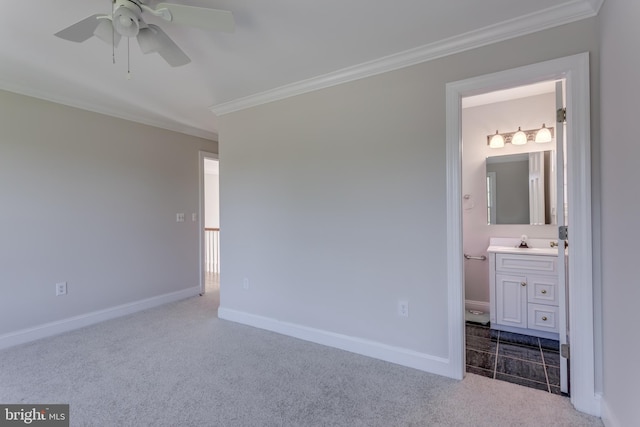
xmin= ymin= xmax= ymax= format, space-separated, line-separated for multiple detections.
xmin=0 ymin=281 xmax=602 ymax=426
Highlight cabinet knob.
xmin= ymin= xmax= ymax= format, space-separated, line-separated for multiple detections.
xmin=541 ymin=289 xmax=547 ymax=294
xmin=521 ymin=282 xmax=527 ymax=287
xmin=542 ymin=316 xmax=548 ymax=321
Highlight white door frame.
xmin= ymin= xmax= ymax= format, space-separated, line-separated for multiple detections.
xmin=445 ymin=53 xmax=599 ymax=415
xmin=199 ymin=150 xmax=219 ymax=295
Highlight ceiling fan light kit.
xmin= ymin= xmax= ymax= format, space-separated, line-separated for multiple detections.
xmin=93 ymin=17 xmax=121 ymax=46
xmin=54 ymin=0 xmax=235 ymax=68
xmin=137 ymin=27 xmax=162 ymax=54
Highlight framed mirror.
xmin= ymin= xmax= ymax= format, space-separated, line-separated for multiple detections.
xmin=486 ymin=150 xmax=556 ymax=225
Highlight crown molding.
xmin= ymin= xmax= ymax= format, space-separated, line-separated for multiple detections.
xmin=586 ymin=0 xmax=605 ymax=14
xmin=0 ymin=80 xmax=217 ymax=141
xmin=210 ymin=0 xmax=601 ymax=116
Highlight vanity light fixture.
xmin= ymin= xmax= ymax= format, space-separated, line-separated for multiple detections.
xmin=489 ymin=130 xmax=505 ymax=148
xmin=511 ymin=127 xmax=527 ymax=145
xmin=487 ymin=125 xmax=554 ymax=148
xmin=535 ymin=123 xmax=552 ymax=143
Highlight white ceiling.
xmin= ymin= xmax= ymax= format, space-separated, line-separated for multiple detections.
xmin=0 ymin=1 xmax=602 ymax=141
xmin=462 ymin=81 xmax=556 ymax=109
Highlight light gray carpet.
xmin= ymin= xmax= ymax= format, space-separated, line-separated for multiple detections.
xmin=0 ymin=289 xmax=602 ymax=426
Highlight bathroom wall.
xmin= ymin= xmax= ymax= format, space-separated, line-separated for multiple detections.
xmin=462 ymin=92 xmax=557 ymax=307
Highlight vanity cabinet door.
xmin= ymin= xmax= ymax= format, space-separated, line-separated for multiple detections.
xmin=496 ymin=274 xmax=528 ymax=329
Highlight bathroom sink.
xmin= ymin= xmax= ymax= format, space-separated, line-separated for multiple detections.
xmin=487 ymin=245 xmax=559 ymax=256
xmin=487 ymin=237 xmax=561 ymax=256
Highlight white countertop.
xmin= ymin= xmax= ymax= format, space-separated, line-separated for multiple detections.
xmin=487 ymin=237 xmax=560 ymax=256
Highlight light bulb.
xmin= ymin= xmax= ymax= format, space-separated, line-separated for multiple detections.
xmin=489 ymin=131 xmax=505 ymax=148
xmin=512 ymin=127 xmax=527 ymax=145
xmin=535 ymin=124 xmax=552 ymax=143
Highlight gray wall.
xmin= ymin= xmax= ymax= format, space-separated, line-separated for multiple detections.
xmin=0 ymin=90 xmax=216 ymax=335
xmin=218 ymin=19 xmax=599 ymax=360
xmin=600 ymin=1 xmax=640 ymax=426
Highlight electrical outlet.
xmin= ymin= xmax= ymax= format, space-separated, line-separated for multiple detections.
xmin=398 ymin=300 xmax=409 ymax=318
xmin=243 ymin=278 xmax=249 ymax=290
xmin=176 ymin=213 xmax=185 ymax=222
xmin=56 ymin=282 xmax=67 ymax=296
xmin=192 ymin=213 xmax=197 ymax=222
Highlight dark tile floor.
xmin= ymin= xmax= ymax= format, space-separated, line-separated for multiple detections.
xmin=465 ymin=322 xmax=564 ymax=395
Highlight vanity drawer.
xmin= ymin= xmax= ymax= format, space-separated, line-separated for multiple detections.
xmin=527 ymin=275 xmax=559 ymax=306
xmin=495 ymin=254 xmax=557 ymax=275
xmin=528 ymin=303 xmax=559 ymax=333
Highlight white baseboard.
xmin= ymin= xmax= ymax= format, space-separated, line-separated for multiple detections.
xmin=465 ymin=300 xmax=490 ymax=313
xmin=218 ymin=307 xmax=453 ymax=378
xmin=600 ymin=396 xmax=619 ymax=427
xmin=0 ymin=286 xmax=200 ymax=350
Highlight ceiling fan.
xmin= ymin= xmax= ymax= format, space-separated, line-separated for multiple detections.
xmin=54 ymin=0 xmax=235 ymax=67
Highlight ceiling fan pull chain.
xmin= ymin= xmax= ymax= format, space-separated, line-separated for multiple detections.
xmin=112 ymin=0 xmax=116 ymax=64
xmin=112 ymin=22 xmax=116 ymax=64
xmin=127 ymin=37 xmax=132 ymax=79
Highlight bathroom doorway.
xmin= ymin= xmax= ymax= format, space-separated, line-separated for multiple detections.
xmin=446 ymin=53 xmax=597 ymax=414
xmin=461 ymin=81 xmax=565 ymax=394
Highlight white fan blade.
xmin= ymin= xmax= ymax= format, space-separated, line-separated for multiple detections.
xmin=156 ymin=3 xmax=235 ymax=32
xmin=55 ymin=15 xmax=104 ymax=42
xmin=145 ymin=24 xmax=191 ymax=67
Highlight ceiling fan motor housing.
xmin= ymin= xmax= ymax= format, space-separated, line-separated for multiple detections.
xmin=113 ymin=0 xmax=143 ymax=37
xmin=54 ymin=0 xmax=234 ymax=67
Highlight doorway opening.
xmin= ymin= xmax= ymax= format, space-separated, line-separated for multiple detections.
xmin=461 ymin=80 xmax=566 ymax=394
xmin=446 ymin=53 xmax=599 ymax=415
xmin=199 ymin=152 xmax=220 ymax=298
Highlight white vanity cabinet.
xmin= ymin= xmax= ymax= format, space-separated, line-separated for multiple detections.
xmin=488 ymin=243 xmax=561 ymax=339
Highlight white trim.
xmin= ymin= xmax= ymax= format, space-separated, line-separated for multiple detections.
xmin=199 ymin=151 xmax=219 ymax=295
xmin=563 ymin=52 xmax=598 ymax=417
xmin=465 ymin=300 xmax=490 ymax=314
xmin=446 ymin=83 xmax=465 ymax=381
xmin=586 ymin=0 xmax=605 ymax=13
xmin=600 ymin=396 xmax=621 ymax=427
xmin=210 ymin=0 xmax=602 ymax=116
xmin=0 ymin=81 xmax=217 ymax=141
xmin=446 ymin=53 xmax=599 ymax=415
xmin=218 ymin=307 xmax=453 ymax=377
xmin=0 ymin=286 xmax=200 ymax=350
